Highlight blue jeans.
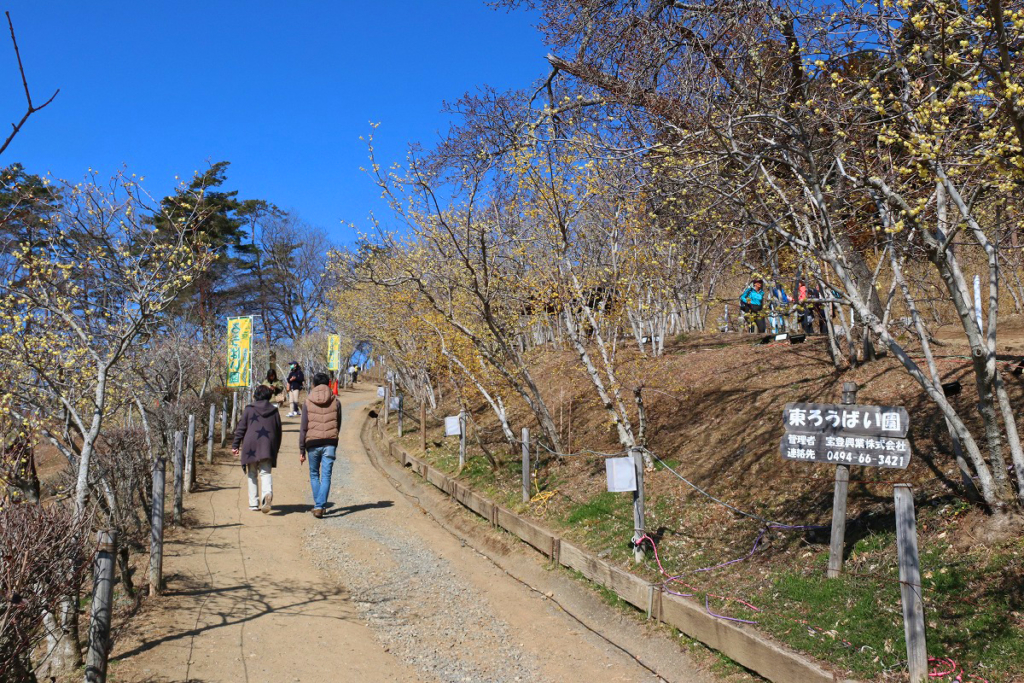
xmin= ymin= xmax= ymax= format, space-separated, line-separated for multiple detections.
xmin=307 ymin=445 xmax=336 ymax=510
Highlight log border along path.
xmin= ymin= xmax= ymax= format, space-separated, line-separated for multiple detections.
xmin=111 ymin=387 xmax=713 ymax=683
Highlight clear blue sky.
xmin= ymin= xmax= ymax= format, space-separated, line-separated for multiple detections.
xmin=0 ymin=1 xmax=547 ymax=245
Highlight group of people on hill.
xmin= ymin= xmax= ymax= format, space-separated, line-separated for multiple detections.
xmin=231 ymin=361 xmax=349 ymax=518
xmin=738 ymin=277 xmax=830 ymax=336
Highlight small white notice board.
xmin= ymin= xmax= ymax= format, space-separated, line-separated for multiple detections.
xmin=389 ymin=397 xmax=400 ymax=411
xmin=605 ymin=456 xmax=637 ymax=492
xmin=376 ymin=386 xmax=385 ymax=397
xmin=444 ymin=416 xmax=462 ymax=437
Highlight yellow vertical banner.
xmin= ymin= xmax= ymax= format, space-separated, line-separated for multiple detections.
xmin=226 ymin=316 xmax=253 ymax=388
xmin=327 ymin=334 xmax=341 ymax=372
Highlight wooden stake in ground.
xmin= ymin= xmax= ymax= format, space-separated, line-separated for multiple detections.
xmin=398 ymin=394 xmax=404 ymax=437
xmin=85 ymin=530 xmax=117 ymax=683
xmin=220 ymin=398 xmax=228 ymax=447
xmin=895 ymin=484 xmax=927 ymax=682
xmin=207 ymin=403 xmax=216 ymax=464
xmin=630 ymin=446 xmax=646 ymax=563
xmin=383 ymin=385 xmax=390 ymax=425
xmin=172 ymin=431 xmax=184 ymax=525
xmin=149 ymin=456 xmax=165 ymax=596
xmin=420 ymin=399 xmax=427 ymax=453
xmin=230 ymin=391 xmax=238 ymax=437
xmin=521 ymin=427 xmax=530 ymax=503
xmin=185 ymin=414 xmax=196 ymax=493
xmin=458 ymin=408 xmax=466 ymax=470
xmin=827 ymin=381 xmax=856 ymax=578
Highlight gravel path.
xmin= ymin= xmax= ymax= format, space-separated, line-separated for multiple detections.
xmin=112 ymin=387 xmax=708 ymax=683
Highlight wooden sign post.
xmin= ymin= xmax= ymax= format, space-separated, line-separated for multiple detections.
xmin=397 ymin=394 xmax=404 ymax=437
xmin=383 ymin=385 xmax=390 ymax=426
xmin=220 ymin=398 xmax=228 ymax=447
xmin=207 ymin=403 xmax=216 ymax=464
xmin=521 ymin=427 xmax=531 ymax=503
xmin=458 ymin=409 xmax=466 ymax=470
xmin=185 ymin=414 xmax=196 ymax=493
xmin=172 ymin=431 xmax=184 ymax=525
xmin=420 ymin=399 xmax=427 ymax=453
xmin=149 ymin=456 xmax=166 ymax=596
xmin=829 ymin=382 xmax=857 ymax=578
xmin=895 ymin=484 xmax=927 ymax=682
xmin=85 ymin=530 xmax=117 ymax=683
xmin=630 ymin=447 xmax=646 ymax=564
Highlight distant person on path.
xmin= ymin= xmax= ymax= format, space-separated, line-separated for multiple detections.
xmin=262 ymin=368 xmax=284 ymax=406
xmin=298 ymin=372 xmax=343 ymax=518
xmin=349 ymin=363 xmax=359 ymax=384
xmin=286 ymin=361 xmax=305 ymax=417
xmin=739 ymin=278 xmax=766 ymax=334
xmin=232 ymin=385 xmax=283 ymax=513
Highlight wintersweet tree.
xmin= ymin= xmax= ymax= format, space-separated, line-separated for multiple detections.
xmin=0 ymin=169 xmax=215 ymax=669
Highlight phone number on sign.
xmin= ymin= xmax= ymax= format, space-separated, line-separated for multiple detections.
xmin=826 ymin=450 xmax=907 ymax=468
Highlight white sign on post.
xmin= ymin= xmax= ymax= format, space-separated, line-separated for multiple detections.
xmin=389 ymin=397 xmax=400 ymax=411
xmin=377 ymin=386 xmax=385 ymax=398
xmin=605 ymin=456 xmax=637 ymax=492
xmin=444 ymin=416 xmax=462 ymax=437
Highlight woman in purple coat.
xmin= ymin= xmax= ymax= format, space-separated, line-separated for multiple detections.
xmin=231 ymin=385 xmax=283 ymax=512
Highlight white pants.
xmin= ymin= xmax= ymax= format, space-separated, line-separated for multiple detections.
xmin=288 ymin=389 xmax=300 ymax=406
xmin=246 ymin=460 xmax=272 ymax=507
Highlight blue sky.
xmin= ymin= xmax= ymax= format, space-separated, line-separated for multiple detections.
xmin=0 ymin=1 xmax=547 ymax=245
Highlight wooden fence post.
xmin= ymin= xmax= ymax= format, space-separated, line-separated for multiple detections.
xmin=383 ymin=385 xmax=390 ymax=425
xmin=420 ymin=399 xmax=427 ymax=453
xmin=172 ymin=431 xmax=184 ymax=525
xmin=522 ymin=427 xmax=531 ymax=503
xmin=827 ymin=381 xmax=857 ymax=578
xmin=149 ymin=456 xmax=165 ymax=595
xmin=85 ymin=530 xmax=117 ymax=683
xmin=230 ymin=391 xmax=238 ymax=439
xmin=630 ymin=446 xmax=646 ymax=563
xmin=895 ymin=484 xmax=928 ymax=682
xmin=207 ymin=403 xmax=216 ymax=464
xmin=458 ymin=409 xmax=466 ymax=469
xmin=398 ymin=394 xmax=404 ymax=437
xmin=220 ymin=398 xmax=228 ymax=447
xmin=185 ymin=414 xmax=196 ymax=493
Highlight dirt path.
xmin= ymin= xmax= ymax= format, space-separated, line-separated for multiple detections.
xmin=111 ymin=388 xmax=711 ymax=683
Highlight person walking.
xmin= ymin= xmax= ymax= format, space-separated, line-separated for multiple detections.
xmin=739 ymin=278 xmax=767 ymax=334
xmin=298 ymin=372 xmax=343 ymax=518
xmin=231 ymin=385 xmax=282 ymax=513
xmin=286 ymin=361 xmax=305 ymax=417
xmin=349 ymin=363 xmax=359 ymax=385
xmin=262 ymin=368 xmax=285 ymax=406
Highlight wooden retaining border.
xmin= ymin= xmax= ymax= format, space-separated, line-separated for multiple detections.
xmin=381 ymin=439 xmax=858 ymax=683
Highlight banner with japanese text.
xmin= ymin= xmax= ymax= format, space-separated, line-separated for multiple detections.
xmin=327 ymin=334 xmax=341 ymax=371
xmin=226 ymin=316 xmax=253 ymax=388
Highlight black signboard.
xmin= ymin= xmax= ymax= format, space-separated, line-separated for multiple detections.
xmin=781 ymin=401 xmax=911 ymax=469
xmin=783 ymin=403 xmax=909 ymax=438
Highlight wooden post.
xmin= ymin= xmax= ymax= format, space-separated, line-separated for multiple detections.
xmin=185 ymin=414 xmax=196 ymax=493
xmin=172 ymin=431 xmax=183 ymax=525
xmin=895 ymin=484 xmax=928 ymax=682
xmin=458 ymin=409 xmax=466 ymax=469
xmin=631 ymin=446 xmax=646 ymax=563
xmin=827 ymin=381 xmax=857 ymax=578
xmin=420 ymin=399 xmax=427 ymax=453
xmin=230 ymin=391 xmax=238 ymax=438
xmin=383 ymin=385 xmax=390 ymax=425
xmin=85 ymin=530 xmax=117 ymax=683
xmin=521 ymin=428 xmax=531 ymax=503
xmin=149 ymin=456 xmax=166 ymax=596
xmin=398 ymin=395 xmax=404 ymax=437
xmin=220 ymin=398 xmax=228 ymax=447
xmin=206 ymin=403 xmax=216 ymax=464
